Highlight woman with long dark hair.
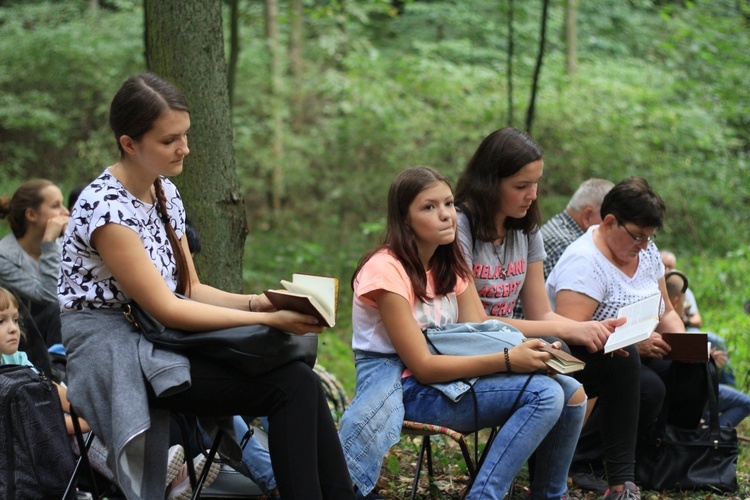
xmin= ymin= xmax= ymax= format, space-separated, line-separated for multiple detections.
xmin=58 ymin=73 xmax=355 ymax=500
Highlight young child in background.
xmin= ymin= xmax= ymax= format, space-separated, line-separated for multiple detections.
xmin=0 ymin=285 xmax=200 ymax=499
xmin=0 ymin=285 xmax=87 ymax=434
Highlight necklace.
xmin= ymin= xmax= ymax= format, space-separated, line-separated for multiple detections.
xmin=491 ymin=238 xmax=508 ymax=281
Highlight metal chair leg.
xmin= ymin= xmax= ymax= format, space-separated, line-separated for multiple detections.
xmin=190 ymin=428 xmax=223 ymax=500
xmin=63 ymin=406 xmax=101 ymax=499
xmin=410 ymin=435 xmax=431 ymax=500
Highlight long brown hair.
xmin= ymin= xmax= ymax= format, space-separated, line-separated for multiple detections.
xmin=0 ymin=179 xmax=55 ymax=238
xmin=109 ymin=73 xmax=191 ymax=295
xmin=455 ymin=127 xmax=543 ymax=242
xmin=353 ymin=167 xmax=471 ymax=302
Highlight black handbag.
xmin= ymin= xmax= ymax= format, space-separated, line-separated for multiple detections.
xmin=123 ymin=297 xmax=318 ymax=376
xmin=635 ymin=360 xmax=738 ymax=492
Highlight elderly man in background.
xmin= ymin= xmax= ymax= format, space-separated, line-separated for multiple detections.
xmin=541 ymin=178 xmax=615 ymax=279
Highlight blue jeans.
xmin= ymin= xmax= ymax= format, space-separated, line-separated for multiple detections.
xmin=704 ymin=384 xmax=750 ymax=428
xmin=402 ymin=372 xmax=585 ymax=500
xmin=200 ymin=416 xmax=277 ymax=494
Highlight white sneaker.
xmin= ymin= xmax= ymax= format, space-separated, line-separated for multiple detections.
xmin=166 ymin=444 xmax=185 ymax=487
xmin=167 ymin=452 xmax=221 ymax=500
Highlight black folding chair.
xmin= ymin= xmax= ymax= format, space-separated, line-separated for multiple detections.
xmin=63 ymin=408 xmax=223 ymax=500
xmin=63 ymin=406 xmax=104 ymax=499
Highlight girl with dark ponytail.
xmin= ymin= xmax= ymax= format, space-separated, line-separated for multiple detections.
xmin=58 ymin=73 xmax=355 ymax=500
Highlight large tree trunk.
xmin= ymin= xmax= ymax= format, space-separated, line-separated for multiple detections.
xmin=565 ymin=0 xmax=578 ymax=77
xmin=265 ymin=0 xmax=285 ymax=218
xmin=144 ymin=0 xmax=247 ymax=292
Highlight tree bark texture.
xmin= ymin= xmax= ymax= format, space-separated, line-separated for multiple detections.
xmin=228 ymin=0 xmax=240 ymax=109
xmin=144 ymin=0 xmax=248 ymax=292
xmin=525 ymin=0 xmax=550 ymax=135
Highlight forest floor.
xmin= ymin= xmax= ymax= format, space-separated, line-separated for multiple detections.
xmin=373 ymin=426 xmax=750 ymax=500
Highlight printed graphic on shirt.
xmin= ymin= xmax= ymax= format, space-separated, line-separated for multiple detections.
xmin=473 ymin=258 xmax=526 ymax=317
xmin=58 ymin=171 xmax=185 ymax=311
xmin=545 ymin=228 xmax=666 ymax=322
xmin=456 ymin=214 xmax=546 ymax=320
xmin=414 ymin=293 xmax=459 ymax=330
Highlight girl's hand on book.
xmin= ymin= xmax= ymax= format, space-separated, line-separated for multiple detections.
xmin=251 ymin=293 xmax=277 ymax=312
xmin=508 ymin=340 xmax=553 ymax=372
xmin=268 ymin=310 xmax=325 ymax=335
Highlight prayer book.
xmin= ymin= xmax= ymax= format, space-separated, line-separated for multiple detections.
xmin=603 ymin=294 xmax=662 ymax=353
xmin=524 ymin=339 xmax=586 ymax=374
xmin=661 ymin=332 xmax=710 ymax=361
xmin=265 ymin=274 xmax=339 ymax=328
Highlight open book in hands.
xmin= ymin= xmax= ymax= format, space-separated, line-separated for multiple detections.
xmin=524 ymin=339 xmax=586 ymax=374
xmin=603 ymin=293 xmax=662 ymax=353
xmin=264 ymin=274 xmax=339 ymax=328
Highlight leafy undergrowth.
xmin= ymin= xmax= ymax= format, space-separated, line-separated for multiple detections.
xmin=374 ymin=425 xmax=750 ymax=500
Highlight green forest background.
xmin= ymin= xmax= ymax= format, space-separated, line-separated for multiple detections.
xmin=1 ymin=1 xmax=749 ymax=495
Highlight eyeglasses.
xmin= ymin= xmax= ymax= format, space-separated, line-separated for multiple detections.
xmin=617 ymin=219 xmax=657 ymax=244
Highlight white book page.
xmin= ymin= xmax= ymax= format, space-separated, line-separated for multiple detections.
xmin=280 ymin=275 xmax=336 ymax=317
xmin=604 ymin=294 xmax=662 ymax=353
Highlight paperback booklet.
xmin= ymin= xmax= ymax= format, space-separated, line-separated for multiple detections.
xmin=264 ymin=274 xmax=339 ymax=328
xmin=661 ymin=332 xmax=710 ymax=362
xmin=524 ymin=339 xmax=586 ymax=374
xmin=603 ymin=293 xmax=662 ymax=354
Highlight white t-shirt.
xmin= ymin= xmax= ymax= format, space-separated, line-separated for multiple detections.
xmin=683 ymin=288 xmax=700 ymax=315
xmin=351 ymin=249 xmax=469 ymax=354
xmin=546 ymin=225 xmax=665 ymax=320
xmin=456 ymin=212 xmax=545 ymax=318
xmin=58 ymin=169 xmax=185 ymax=311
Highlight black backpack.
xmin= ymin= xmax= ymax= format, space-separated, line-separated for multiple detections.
xmin=0 ymin=364 xmax=76 ymax=499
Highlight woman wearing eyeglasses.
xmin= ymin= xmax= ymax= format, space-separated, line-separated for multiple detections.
xmin=546 ymin=176 xmax=707 ymax=499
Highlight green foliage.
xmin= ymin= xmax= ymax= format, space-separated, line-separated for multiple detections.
xmin=684 ymin=246 xmax=750 ymax=392
xmin=0 ymin=3 xmax=143 ymax=187
xmin=3 ymin=0 xmax=748 ymax=255
xmin=2 ymin=1 xmax=750 ymax=494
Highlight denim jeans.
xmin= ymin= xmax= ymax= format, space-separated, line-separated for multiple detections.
xmin=402 ymin=372 xmax=585 ymax=500
xmin=705 ymin=384 xmax=750 ymax=428
xmin=199 ymin=416 xmax=277 ymax=494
